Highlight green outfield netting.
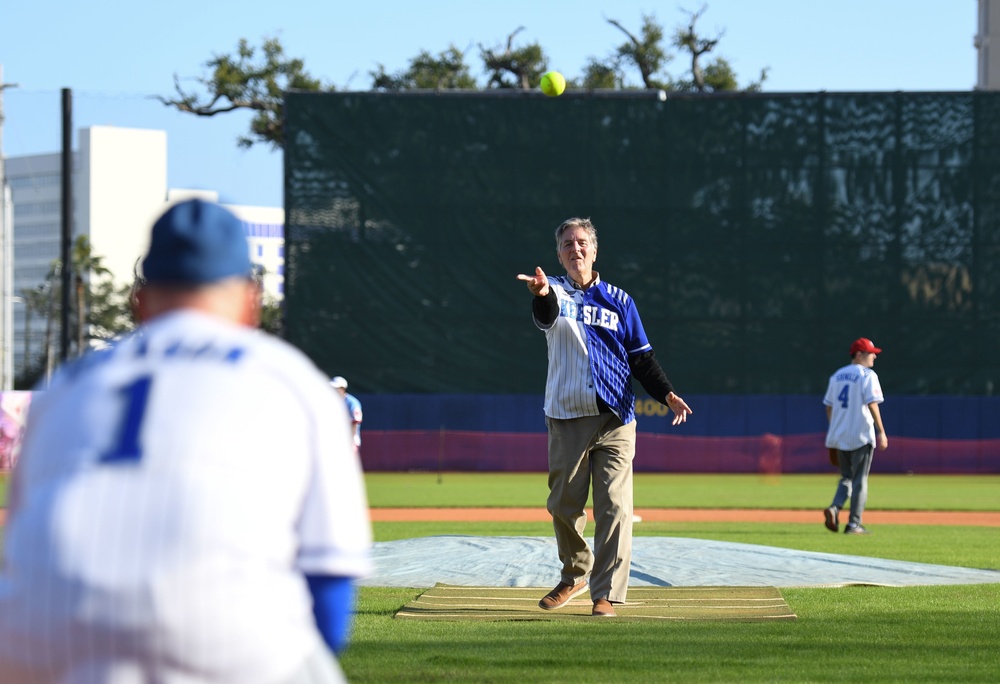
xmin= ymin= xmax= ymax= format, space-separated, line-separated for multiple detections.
xmin=283 ymin=91 xmax=1000 ymax=395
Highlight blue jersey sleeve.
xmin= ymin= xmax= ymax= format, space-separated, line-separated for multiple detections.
xmin=305 ymin=574 xmax=357 ymax=654
xmin=621 ymin=297 xmax=651 ymax=356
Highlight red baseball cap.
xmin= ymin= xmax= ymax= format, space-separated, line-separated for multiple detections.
xmin=850 ymin=338 xmax=882 ymax=355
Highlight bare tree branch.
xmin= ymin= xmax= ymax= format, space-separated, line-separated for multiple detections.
xmin=676 ymin=5 xmax=724 ymax=91
xmin=155 ymin=37 xmax=325 ymax=149
xmin=480 ymin=27 xmax=545 ymax=90
xmin=606 ymin=15 xmax=669 ymax=89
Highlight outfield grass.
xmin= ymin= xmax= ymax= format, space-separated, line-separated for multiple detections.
xmin=365 ymin=472 xmax=1000 ymax=511
xmin=4 ymin=472 xmax=998 ymax=511
xmin=350 ymin=474 xmax=1000 ymax=683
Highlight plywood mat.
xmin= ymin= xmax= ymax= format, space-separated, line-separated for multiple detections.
xmin=395 ymin=584 xmax=796 ymax=622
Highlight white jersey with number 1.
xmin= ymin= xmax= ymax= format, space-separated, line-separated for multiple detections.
xmin=823 ymin=362 xmax=884 ymax=451
xmin=0 ymin=310 xmax=372 ymax=684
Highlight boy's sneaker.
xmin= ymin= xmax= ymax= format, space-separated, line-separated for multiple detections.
xmin=844 ymin=523 xmax=871 ymax=535
xmin=824 ymin=506 xmax=839 ymax=533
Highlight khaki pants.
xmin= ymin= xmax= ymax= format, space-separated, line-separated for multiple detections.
xmin=545 ymin=413 xmax=636 ymax=604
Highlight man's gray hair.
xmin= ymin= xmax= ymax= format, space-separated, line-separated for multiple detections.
xmin=554 ymin=217 xmax=598 ymax=249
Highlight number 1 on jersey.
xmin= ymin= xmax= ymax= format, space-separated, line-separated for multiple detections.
xmin=101 ymin=376 xmax=153 ymax=463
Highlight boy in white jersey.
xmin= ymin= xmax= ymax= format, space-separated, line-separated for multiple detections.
xmin=517 ymin=217 xmax=692 ymax=617
xmin=822 ymin=337 xmax=889 ymax=535
xmin=0 ymin=199 xmax=372 ymax=683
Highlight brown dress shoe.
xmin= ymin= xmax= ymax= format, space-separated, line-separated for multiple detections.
xmin=538 ymin=580 xmax=588 ymax=610
xmin=592 ymin=598 xmax=616 ymax=617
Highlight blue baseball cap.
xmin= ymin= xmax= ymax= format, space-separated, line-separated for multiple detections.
xmin=142 ymin=199 xmax=252 ymax=285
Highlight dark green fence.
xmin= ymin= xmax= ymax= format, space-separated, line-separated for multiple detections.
xmin=284 ymin=90 xmax=1000 ymax=395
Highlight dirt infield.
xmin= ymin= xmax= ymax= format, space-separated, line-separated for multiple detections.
xmin=370 ymin=507 xmax=1000 ymax=526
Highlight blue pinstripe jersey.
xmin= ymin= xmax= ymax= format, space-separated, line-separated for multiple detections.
xmin=533 ymin=274 xmax=652 ymax=423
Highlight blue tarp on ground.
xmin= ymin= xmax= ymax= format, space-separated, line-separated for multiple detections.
xmin=364 ymin=536 xmax=1000 ymax=589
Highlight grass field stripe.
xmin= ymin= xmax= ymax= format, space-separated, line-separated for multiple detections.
xmin=396 ymin=611 xmax=797 ymax=622
xmin=421 ymin=596 xmax=553 ymax=602
xmin=597 ymin=614 xmax=799 ymax=621
xmin=629 ymin=600 xmax=792 ymax=605
xmin=632 ymin=596 xmax=796 ymax=606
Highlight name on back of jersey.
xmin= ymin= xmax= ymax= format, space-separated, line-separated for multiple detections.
xmin=68 ymin=337 xmax=248 ymax=381
xmin=559 ymin=300 xmax=620 ymax=331
xmin=139 ymin=338 xmax=247 ymax=364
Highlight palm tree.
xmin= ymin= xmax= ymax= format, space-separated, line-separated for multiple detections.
xmin=71 ymin=236 xmax=113 ymax=356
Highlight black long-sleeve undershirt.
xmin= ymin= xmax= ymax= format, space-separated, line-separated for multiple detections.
xmin=531 ymin=289 xmax=676 ymax=404
xmin=629 ymin=350 xmax=675 ymax=404
xmin=532 ymin=289 xmax=559 ymax=326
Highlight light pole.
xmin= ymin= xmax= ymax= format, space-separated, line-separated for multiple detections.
xmin=0 ymin=183 xmax=12 ymax=390
xmin=0 ymin=65 xmax=21 ymax=390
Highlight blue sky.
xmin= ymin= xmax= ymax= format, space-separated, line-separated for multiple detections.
xmin=0 ymin=1 xmax=978 ymax=208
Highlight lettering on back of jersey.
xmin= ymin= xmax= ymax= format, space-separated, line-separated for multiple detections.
xmin=559 ymin=300 xmax=579 ymax=320
xmin=835 ymin=372 xmax=861 ymax=383
xmin=560 ymin=300 xmax=620 ymax=331
xmin=137 ymin=338 xmax=246 ymax=364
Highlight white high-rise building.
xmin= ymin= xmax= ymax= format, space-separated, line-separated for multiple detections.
xmin=4 ymin=126 xmax=284 ymax=381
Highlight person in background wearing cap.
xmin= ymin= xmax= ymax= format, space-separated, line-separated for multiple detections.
xmin=0 ymin=199 xmax=371 ymax=684
xmin=822 ymin=337 xmax=889 ymax=535
xmin=331 ymin=376 xmax=363 ymax=455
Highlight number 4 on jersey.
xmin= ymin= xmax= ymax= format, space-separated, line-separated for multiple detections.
xmin=837 ymin=384 xmax=850 ymax=409
xmin=100 ymin=376 xmax=153 ymax=463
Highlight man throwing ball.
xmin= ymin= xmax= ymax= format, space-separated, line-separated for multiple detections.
xmin=517 ymin=217 xmax=692 ymax=617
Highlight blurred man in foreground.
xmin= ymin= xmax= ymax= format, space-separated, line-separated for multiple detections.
xmin=0 ymin=199 xmax=372 ymax=683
